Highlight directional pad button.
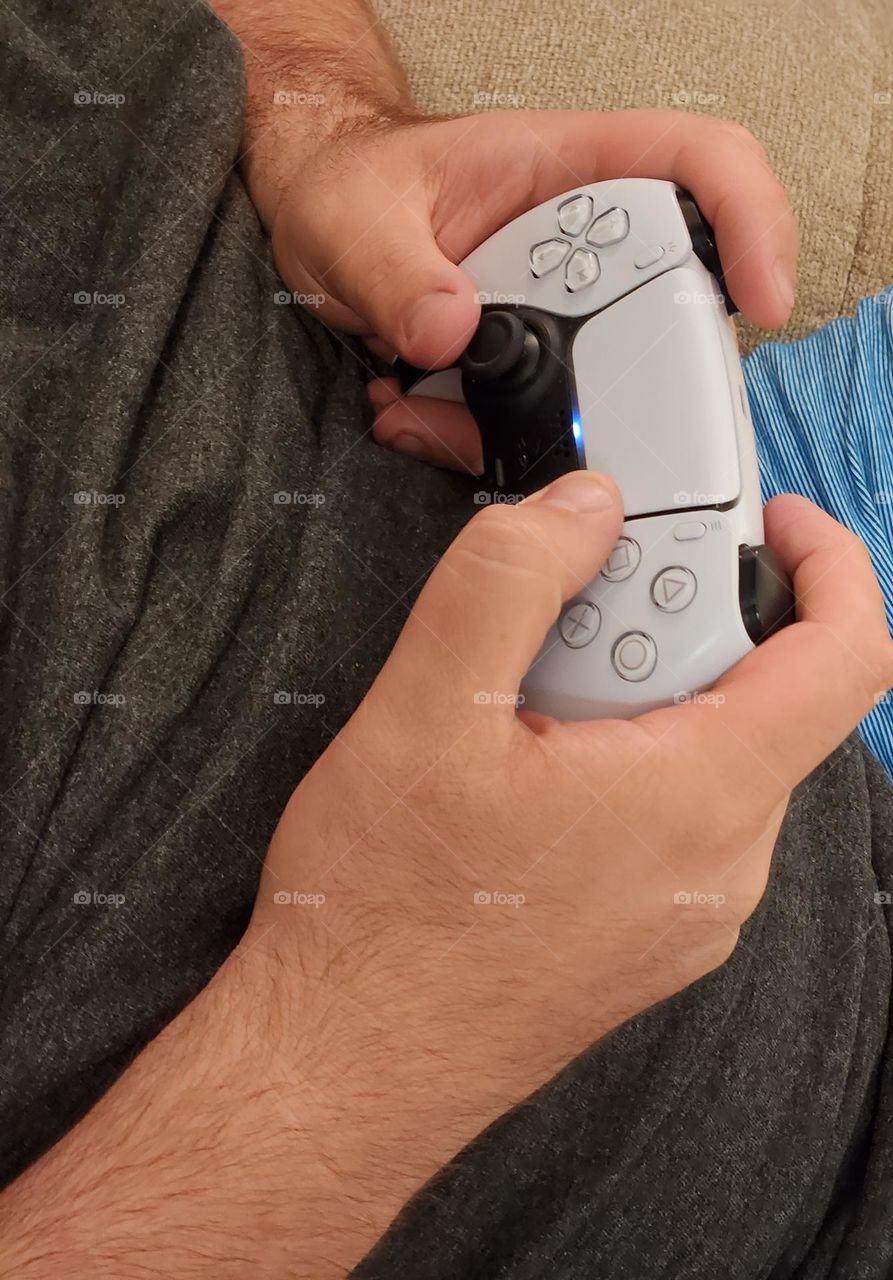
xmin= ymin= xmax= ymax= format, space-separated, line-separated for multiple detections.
xmin=529 ymin=238 xmax=572 ymax=277
xmin=565 ymin=248 xmax=601 ymax=292
xmin=557 ymin=194 xmax=594 ymax=236
xmin=586 ymin=206 xmax=630 ymax=247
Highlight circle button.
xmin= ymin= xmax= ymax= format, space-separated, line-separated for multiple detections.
xmin=559 ymin=600 xmax=601 ymax=648
xmin=651 ymin=566 xmax=697 ymax=612
xmin=612 ymin=631 xmax=658 ymax=682
xmin=600 ymin=537 xmax=641 ymax=583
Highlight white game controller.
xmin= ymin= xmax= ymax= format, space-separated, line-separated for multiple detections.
xmin=394 ymin=178 xmax=794 ymax=720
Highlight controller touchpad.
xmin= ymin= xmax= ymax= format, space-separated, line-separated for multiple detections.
xmin=571 ymin=265 xmax=741 ymax=517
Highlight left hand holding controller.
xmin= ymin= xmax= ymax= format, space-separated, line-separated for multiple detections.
xmin=263 ymin=107 xmax=796 ymax=398
xmin=211 ymin=0 xmax=795 ymax=467
xmin=331 ymin=109 xmax=798 ymax=465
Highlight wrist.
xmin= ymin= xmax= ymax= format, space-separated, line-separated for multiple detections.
xmin=246 ymin=868 xmax=587 ymax=1167
xmin=244 ymin=97 xmax=421 ymax=234
xmin=212 ymin=0 xmax=422 ymax=230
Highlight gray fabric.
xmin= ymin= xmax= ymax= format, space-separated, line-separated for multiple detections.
xmin=357 ymin=743 xmax=893 ymax=1279
xmin=0 ymin=4 xmax=892 ymax=1278
xmin=0 ymin=0 xmax=468 ymax=1182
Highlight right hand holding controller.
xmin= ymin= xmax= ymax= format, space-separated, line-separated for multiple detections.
xmin=249 ymin=471 xmax=893 ymax=1245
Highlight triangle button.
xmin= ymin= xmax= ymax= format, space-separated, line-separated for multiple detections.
xmin=652 ymin=567 xmax=697 ymax=613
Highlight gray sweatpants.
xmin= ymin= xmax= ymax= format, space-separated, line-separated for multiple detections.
xmin=1 ymin=4 xmax=892 ymax=1277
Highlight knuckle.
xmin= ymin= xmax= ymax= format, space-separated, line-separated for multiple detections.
xmin=458 ymin=504 xmax=550 ymax=576
xmin=469 ymin=501 xmax=519 ymax=542
xmin=361 ymin=245 xmax=423 ymax=300
xmin=718 ymin=118 xmax=767 ymax=157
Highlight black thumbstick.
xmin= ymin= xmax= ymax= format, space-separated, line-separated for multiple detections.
xmin=460 ymin=310 xmax=540 ymax=383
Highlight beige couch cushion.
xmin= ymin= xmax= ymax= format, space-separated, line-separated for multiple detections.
xmin=376 ymin=0 xmax=892 ymax=351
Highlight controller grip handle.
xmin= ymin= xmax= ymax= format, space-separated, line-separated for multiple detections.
xmin=739 ymin=545 xmax=795 ymax=643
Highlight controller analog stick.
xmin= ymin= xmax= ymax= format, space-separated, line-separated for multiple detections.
xmin=460 ymin=311 xmax=540 ymax=382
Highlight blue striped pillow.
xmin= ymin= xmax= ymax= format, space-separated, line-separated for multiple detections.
xmin=744 ymin=287 xmax=893 ymax=776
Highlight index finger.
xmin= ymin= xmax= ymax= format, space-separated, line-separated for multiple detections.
xmin=514 ymin=108 xmax=798 ymax=328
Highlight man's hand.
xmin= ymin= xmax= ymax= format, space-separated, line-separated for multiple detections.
xmin=244 ymin=473 xmax=891 ymax=1269
xmin=211 ymin=7 xmax=797 ymax=356
xmin=4 ymin=471 xmax=890 ymax=1278
xmin=272 ymin=110 xmax=798 ymax=372
xmin=209 ymin=1 xmax=797 ymax=466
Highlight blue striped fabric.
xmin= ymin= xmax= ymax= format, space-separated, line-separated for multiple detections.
xmin=743 ymin=286 xmax=893 ymax=775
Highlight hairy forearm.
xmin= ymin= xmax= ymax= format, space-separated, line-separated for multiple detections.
xmin=210 ymin=0 xmax=421 ymax=226
xmin=0 ymin=943 xmax=342 ymax=1278
xmin=0 ymin=895 xmax=547 ymax=1280
xmin=0 ymin=929 xmax=444 ymax=1279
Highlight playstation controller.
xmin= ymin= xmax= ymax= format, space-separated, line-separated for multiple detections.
xmin=394 ymin=178 xmax=794 ymax=719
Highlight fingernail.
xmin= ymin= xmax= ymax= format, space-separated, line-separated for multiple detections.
xmin=532 ymin=471 xmax=615 ymax=513
xmin=773 ymin=258 xmax=795 ymax=315
xmin=390 ymin=432 xmax=426 ymax=459
xmin=403 ymin=291 xmax=456 ymax=347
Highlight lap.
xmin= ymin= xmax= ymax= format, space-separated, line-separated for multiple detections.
xmin=0 ymin=0 xmax=465 ymax=1183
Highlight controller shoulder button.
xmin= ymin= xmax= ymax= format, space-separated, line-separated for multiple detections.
xmin=565 ymin=247 xmax=601 ymax=292
xmin=651 ymin=566 xmax=697 ymax=612
xmin=529 ymin=238 xmax=572 ymax=277
xmin=585 ymin=207 xmax=630 ymax=247
xmin=600 ymin=536 xmax=641 ymax=582
xmin=557 ymin=194 xmax=594 ymax=236
xmin=558 ymin=600 xmax=601 ymax=648
xmin=612 ymin=631 xmax=658 ymax=682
